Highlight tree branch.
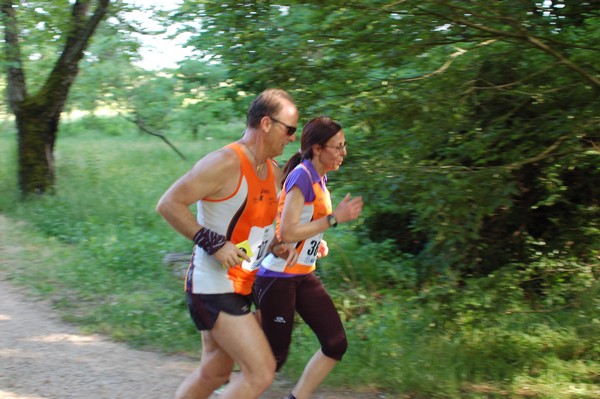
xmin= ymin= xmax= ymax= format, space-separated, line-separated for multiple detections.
xmin=121 ymin=114 xmax=187 ymax=161
xmin=505 ymin=135 xmax=570 ymax=171
xmin=525 ymin=35 xmax=600 ymax=88
xmin=0 ymin=0 xmax=26 ymax=112
xmin=417 ymin=5 xmax=600 ymax=88
xmin=63 ymin=0 xmax=110 ymax=63
xmin=505 ymin=305 xmax=572 ymax=314
xmin=417 ymin=5 xmax=526 ymax=39
xmin=399 ymin=39 xmax=497 ymax=82
xmin=36 ymin=0 xmax=111 ymax=116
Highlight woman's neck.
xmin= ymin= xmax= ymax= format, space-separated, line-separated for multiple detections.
xmin=309 ymin=159 xmax=326 ymax=179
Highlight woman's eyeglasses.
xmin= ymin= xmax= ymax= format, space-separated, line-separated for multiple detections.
xmin=323 ymin=143 xmax=347 ymax=152
xmin=269 ymin=116 xmax=297 ymax=136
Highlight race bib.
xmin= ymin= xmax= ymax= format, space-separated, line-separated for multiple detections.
xmin=241 ymin=225 xmax=275 ymax=271
xmin=297 ymin=232 xmax=323 ymax=266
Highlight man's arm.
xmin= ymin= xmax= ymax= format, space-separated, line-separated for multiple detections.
xmin=156 ymin=148 xmax=238 ymax=240
xmin=156 ymin=148 xmax=251 ymax=267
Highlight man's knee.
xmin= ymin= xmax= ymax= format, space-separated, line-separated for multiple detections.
xmin=257 ymin=369 xmax=276 ymax=391
xmin=247 ymin=360 xmax=276 ymax=392
xmin=198 ymin=366 xmax=230 ymax=388
xmin=174 ymin=366 xmax=230 ymax=399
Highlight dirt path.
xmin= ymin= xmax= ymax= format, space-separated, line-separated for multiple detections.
xmin=0 ymin=215 xmax=388 ymax=399
xmin=0 ymin=278 xmax=197 ymax=399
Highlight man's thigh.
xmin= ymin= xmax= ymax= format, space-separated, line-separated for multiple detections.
xmin=210 ymin=312 xmax=275 ymax=374
xmin=199 ymin=330 xmax=235 ymax=378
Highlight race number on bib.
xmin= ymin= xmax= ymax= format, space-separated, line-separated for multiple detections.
xmin=297 ymin=233 xmax=323 ymax=266
xmin=241 ymin=225 xmax=275 ymax=271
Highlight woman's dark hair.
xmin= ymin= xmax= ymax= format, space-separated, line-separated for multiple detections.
xmin=281 ymin=116 xmax=342 ymax=185
xmin=246 ymin=89 xmax=295 ymax=128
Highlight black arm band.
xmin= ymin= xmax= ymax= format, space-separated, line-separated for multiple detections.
xmin=193 ymin=227 xmax=227 ymax=255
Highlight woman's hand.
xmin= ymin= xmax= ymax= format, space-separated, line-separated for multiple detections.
xmin=317 ymin=239 xmax=329 ymax=258
xmin=273 ymin=242 xmax=299 ymax=266
xmin=333 ymin=193 xmax=364 ymax=224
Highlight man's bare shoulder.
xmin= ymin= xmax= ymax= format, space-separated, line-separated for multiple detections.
xmin=192 ymin=145 xmax=240 ymax=174
xmin=180 ymin=145 xmax=242 ymax=201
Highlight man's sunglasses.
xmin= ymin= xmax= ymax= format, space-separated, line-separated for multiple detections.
xmin=269 ymin=116 xmax=297 ymax=136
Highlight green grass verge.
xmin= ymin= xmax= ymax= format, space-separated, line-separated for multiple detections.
xmin=1 ymin=119 xmax=599 ymax=398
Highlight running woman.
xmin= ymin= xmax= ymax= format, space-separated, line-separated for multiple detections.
xmin=255 ymin=116 xmax=363 ymax=399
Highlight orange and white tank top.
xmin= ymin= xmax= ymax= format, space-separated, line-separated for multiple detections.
xmin=186 ymin=142 xmax=278 ymax=295
xmin=259 ymin=161 xmax=332 ymax=275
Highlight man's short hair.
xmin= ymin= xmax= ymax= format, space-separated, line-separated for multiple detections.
xmin=247 ymin=89 xmax=295 ymax=128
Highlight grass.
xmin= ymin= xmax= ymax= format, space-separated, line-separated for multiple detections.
xmin=1 ymin=118 xmax=599 ymax=398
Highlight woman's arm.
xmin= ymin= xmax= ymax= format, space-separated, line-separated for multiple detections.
xmin=279 ymin=188 xmax=363 ymax=243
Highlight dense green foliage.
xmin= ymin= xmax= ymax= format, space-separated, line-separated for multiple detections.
xmin=1 ymin=123 xmax=599 ymax=398
xmin=174 ymin=0 xmax=600 ymax=318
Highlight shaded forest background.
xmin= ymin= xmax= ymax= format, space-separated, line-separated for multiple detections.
xmin=0 ymin=1 xmax=598 ymax=398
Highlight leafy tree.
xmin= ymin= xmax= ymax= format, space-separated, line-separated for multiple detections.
xmin=1 ymin=0 xmax=110 ymax=196
xmin=175 ymin=59 xmax=239 ymax=139
xmin=65 ymin=20 xmax=143 ymax=115
xmin=0 ymin=0 xmax=157 ymax=197
xmin=179 ymin=0 xmax=599 ymax=308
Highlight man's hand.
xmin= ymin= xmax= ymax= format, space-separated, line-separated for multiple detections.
xmin=214 ymin=242 xmax=251 ymax=269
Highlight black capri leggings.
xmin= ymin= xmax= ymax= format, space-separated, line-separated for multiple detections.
xmin=255 ymin=272 xmax=347 ymax=371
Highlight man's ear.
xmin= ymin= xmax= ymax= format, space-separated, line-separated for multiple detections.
xmin=260 ymin=115 xmax=272 ymax=132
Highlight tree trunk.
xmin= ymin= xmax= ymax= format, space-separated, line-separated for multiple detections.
xmin=15 ymin=105 xmax=59 ymax=195
xmin=1 ymin=0 xmax=110 ymax=198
